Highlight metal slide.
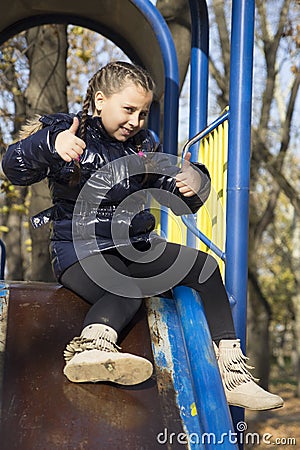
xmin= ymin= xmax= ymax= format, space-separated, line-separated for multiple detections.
xmin=0 ymin=281 xmax=238 ymax=450
xmin=0 ymin=282 xmax=185 ymax=449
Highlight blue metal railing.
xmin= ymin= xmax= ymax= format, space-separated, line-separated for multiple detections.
xmin=225 ymin=1 xmax=255 ymax=443
xmin=182 ymin=109 xmax=230 ymax=160
xmin=188 ymin=0 xmax=209 ymax=156
xmin=180 ymin=3 xmax=255 ymax=447
xmin=226 ymin=0 xmax=255 ymax=351
xmin=174 ymin=107 xmax=238 ymax=449
xmin=135 ymin=2 xmax=238 ymax=446
xmin=133 ymin=0 xmax=179 ymax=156
xmin=181 ymin=109 xmax=230 ymax=261
xmin=182 ymin=214 xmax=226 ymax=261
xmin=133 ymin=0 xmax=180 ymax=244
xmin=187 ymin=0 xmax=209 ymax=248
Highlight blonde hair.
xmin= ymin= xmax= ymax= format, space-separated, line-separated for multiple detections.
xmin=18 ymin=114 xmax=43 ymax=140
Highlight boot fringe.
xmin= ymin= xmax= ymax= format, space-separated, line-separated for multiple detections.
xmin=64 ymin=335 xmax=121 ymax=362
xmin=218 ymin=347 xmax=259 ymax=391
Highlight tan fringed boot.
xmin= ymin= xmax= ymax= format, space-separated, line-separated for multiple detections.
xmin=214 ymin=339 xmax=284 ymax=410
xmin=63 ymin=324 xmax=153 ymax=385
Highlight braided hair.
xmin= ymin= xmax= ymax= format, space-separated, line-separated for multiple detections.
xmin=70 ymin=61 xmax=155 ymax=185
xmin=79 ymin=61 xmax=155 ymax=141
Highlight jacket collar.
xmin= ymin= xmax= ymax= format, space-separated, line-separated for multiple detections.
xmin=86 ymin=115 xmax=114 ymax=142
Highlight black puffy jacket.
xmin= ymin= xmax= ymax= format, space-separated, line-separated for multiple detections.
xmin=2 ymin=113 xmax=211 ymax=280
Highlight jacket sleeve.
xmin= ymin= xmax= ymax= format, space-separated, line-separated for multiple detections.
xmin=1 ymin=114 xmax=73 ymax=186
xmin=143 ymin=143 xmax=211 ymax=215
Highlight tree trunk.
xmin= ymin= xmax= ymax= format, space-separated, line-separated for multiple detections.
xmin=3 ymin=186 xmax=27 ymax=280
xmin=291 ymin=211 xmax=300 ymax=397
xmin=156 ymin=0 xmax=191 ymax=139
xmin=247 ymin=269 xmax=271 ymax=389
xmin=156 ymin=0 xmax=191 ymax=90
xmin=24 ymin=24 xmax=68 ymax=281
xmin=0 ymin=40 xmax=27 ymax=279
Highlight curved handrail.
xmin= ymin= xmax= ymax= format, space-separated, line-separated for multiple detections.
xmin=188 ymin=0 xmax=209 ymax=154
xmin=181 ymin=109 xmax=229 ymax=260
xmin=182 ymin=215 xmax=226 ymax=261
xmin=182 ymin=108 xmax=229 ymax=160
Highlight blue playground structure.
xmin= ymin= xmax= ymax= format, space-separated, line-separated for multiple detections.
xmin=0 ymin=1 xmax=255 ymax=449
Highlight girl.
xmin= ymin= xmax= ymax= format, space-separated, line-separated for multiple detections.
xmin=2 ymin=61 xmax=283 ymax=410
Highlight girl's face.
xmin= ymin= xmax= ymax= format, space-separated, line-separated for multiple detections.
xmin=94 ymin=82 xmax=153 ymax=142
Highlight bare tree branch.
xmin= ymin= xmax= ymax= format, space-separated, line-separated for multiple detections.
xmin=208 ymin=59 xmax=229 ymax=108
xmin=211 ymin=0 xmax=230 ymax=78
xmin=255 ymin=68 xmax=300 ymax=236
xmin=278 ymin=68 xmax=300 ymax=160
xmin=249 ymin=268 xmax=273 ymax=319
xmin=252 ymin=139 xmax=300 ymax=215
xmin=256 ymin=0 xmax=292 ymax=139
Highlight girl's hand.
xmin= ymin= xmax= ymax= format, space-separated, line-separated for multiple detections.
xmin=176 ymin=152 xmax=201 ymax=197
xmin=55 ymin=117 xmax=86 ymax=162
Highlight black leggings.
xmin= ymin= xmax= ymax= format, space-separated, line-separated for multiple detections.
xmin=61 ymin=242 xmax=236 ymax=342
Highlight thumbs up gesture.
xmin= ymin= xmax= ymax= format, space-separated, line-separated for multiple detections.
xmin=175 ymin=152 xmax=202 ymax=197
xmin=55 ymin=117 xmax=86 ymax=162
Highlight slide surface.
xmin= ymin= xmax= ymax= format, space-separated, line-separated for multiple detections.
xmin=0 ymin=282 xmax=187 ymax=450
